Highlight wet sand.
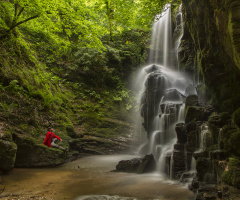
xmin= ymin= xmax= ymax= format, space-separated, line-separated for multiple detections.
xmin=0 ymin=155 xmax=193 ymax=200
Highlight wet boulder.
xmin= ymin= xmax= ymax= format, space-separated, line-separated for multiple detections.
xmin=164 ymin=88 xmax=183 ymax=102
xmin=188 ymin=178 xmax=200 ymax=191
xmin=233 ymin=107 xmax=240 ymax=128
xmin=13 ymin=133 xmax=65 ymax=167
xmin=116 ymin=154 xmax=156 ymax=174
xmin=173 ymin=149 xmax=186 ymax=177
xmin=193 ymin=151 xmax=208 ymax=160
xmin=203 ymin=192 xmax=218 ymax=200
xmin=210 ymin=150 xmax=226 ymax=160
xmin=185 ymin=84 xmax=196 ymax=96
xmin=175 ymin=123 xmax=187 ymax=144
xmin=185 ymin=106 xmax=214 ymax=124
xmin=222 ymin=158 xmax=240 ymax=189
xmin=185 ymin=95 xmax=198 ymax=107
xmin=196 ymin=158 xmax=211 ymax=181
xmin=144 ymin=64 xmax=159 ymax=73
xmin=0 ymin=139 xmax=17 ymax=171
xmin=179 ymin=171 xmax=196 ymax=183
xmin=174 ymin=143 xmax=185 ymax=151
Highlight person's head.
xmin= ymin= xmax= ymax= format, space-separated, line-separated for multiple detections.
xmin=48 ymin=127 xmax=53 ymax=132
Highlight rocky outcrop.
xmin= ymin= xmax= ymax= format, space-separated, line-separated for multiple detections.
xmin=0 ymin=139 xmax=17 ymax=171
xmin=185 ymin=106 xmax=214 ymax=124
xmin=116 ymin=154 xmax=156 ymax=174
xmin=13 ymin=133 xmax=66 ymax=167
xmin=176 ymin=94 xmax=240 ymax=193
xmin=181 ymin=0 xmax=240 ymax=112
xmin=175 ymin=123 xmax=187 ymax=144
xmin=69 ymin=135 xmax=131 ymax=155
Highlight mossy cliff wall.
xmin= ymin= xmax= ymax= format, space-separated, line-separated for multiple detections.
xmin=180 ymin=0 xmax=240 ymax=112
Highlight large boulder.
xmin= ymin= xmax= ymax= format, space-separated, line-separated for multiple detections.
xmin=175 ymin=123 xmax=187 ymax=144
xmin=196 ymin=158 xmax=211 ymax=181
xmin=222 ymin=125 xmax=240 ymax=157
xmin=116 ymin=154 xmax=156 ymax=174
xmin=185 ymin=84 xmax=196 ymax=96
xmin=233 ymin=107 xmax=240 ymax=128
xmin=69 ymin=136 xmax=130 ymax=155
xmin=185 ymin=106 xmax=214 ymax=124
xmin=13 ymin=134 xmax=65 ymax=167
xmin=0 ymin=139 xmax=17 ymax=171
xmin=185 ymin=95 xmax=198 ymax=107
xmin=173 ymin=149 xmax=186 ymax=177
xmin=222 ymin=158 xmax=240 ymax=189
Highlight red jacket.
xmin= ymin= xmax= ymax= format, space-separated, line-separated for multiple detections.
xmin=43 ymin=131 xmax=61 ymax=147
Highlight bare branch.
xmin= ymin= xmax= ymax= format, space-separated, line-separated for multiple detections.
xmin=17 ymin=7 xmax=25 ymax=17
xmin=10 ymin=14 xmax=39 ymax=31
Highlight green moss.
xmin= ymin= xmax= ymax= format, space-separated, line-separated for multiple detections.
xmin=13 ymin=133 xmax=66 ymax=167
xmin=208 ymin=112 xmax=231 ymax=144
xmin=185 ymin=106 xmax=211 ymax=123
xmin=0 ymin=139 xmax=17 ymax=170
xmin=220 ymin=112 xmax=231 ymax=125
xmin=233 ymin=107 xmax=240 ymax=128
xmin=222 ymin=157 xmax=240 ymax=189
xmin=222 ymin=125 xmax=240 ymax=157
xmin=1 ymin=130 xmax=12 ymax=141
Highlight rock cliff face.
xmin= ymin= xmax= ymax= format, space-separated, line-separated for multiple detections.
xmin=171 ymin=1 xmax=240 ymax=194
xmin=180 ymin=0 xmax=240 ymax=112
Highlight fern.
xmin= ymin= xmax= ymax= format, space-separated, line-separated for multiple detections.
xmin=0 ymin=102 xmax=17 ymax=118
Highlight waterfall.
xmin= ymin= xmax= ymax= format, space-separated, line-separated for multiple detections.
xmin=135 ymin=5 xmax=192 ymax=178
xmin=198 ymin=123 xmax=209 ymax=151
xmin=148 ymin=5 xmax=173 ymax=68
xmin=218 ymin=128 xmax=223 ymax=150
xmin=174 ymin=4 xmax=183 ymax=71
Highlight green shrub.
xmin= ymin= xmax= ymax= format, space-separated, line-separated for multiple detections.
xmin=223 ymin=125 xmax=240 ymax=157
xmin=233 ymin=107 xmax=240 ymax=128
xmin=222 ymin=157 xmax=240 ymax=189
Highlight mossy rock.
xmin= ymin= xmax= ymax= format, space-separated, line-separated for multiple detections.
xmin=196 ymin=158 xmax=211 ymax=181
xmin=208 ymin=113 xmax=221 ymax=144
xmin=233 ymin=107 xmax=240 ymax=128
xmin=185 ymin=106 xmax=214 ymax=123
xmin=222 ymin=125 xmax=240 ymax=157
xmin=207 ymin=112 xmax=231 ymax=144
xmin=186 ymin=130 xmax=198 ymax=150
xmin=0 ymin=139 xmax=17 ymax=171
xmin=69 ymin=136 xmax=130 ymax=155
xmin=13 ymin=133 xmax=66 ymax=167
xmin=222 ymin=158 xmax=240 ymax=189
xmin=208 ymin=112 xmax=231 ymax=128
xmin=1 ymin=131 xmax=13 ymax=141
xmin=66 ymin=125 xmax=77 ymax=138
xmin=116 ymin=154 xmax=156 ymax=174
xmin=185 ymin=95 xmax=198 ymax=107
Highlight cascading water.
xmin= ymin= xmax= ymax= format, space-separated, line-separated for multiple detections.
xmin=174 ymin=4 xmax=183 ymax=71
xmin=135 ymin=5 xmax=193 ymax=178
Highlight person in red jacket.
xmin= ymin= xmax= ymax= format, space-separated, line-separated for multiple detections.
xmin=43 ymin=127 xmax=65 ymax=151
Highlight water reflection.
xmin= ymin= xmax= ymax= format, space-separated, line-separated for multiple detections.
xmin=1 ymin=155 xmax=192 ymax=200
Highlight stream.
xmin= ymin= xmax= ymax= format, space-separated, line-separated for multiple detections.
xmin=1 ymin=155 xmax=193 ymax=200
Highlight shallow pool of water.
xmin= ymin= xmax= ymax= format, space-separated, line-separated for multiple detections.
xmin=1 ymin=155 xmax=193 ymax=200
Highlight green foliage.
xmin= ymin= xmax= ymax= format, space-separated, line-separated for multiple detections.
xmin=5 ymin=80 xmax=24 ymax=93
xmin=233 ymin=107 xmax=240 ymax=128
xmin=1 ymin=130 xmax=13 ymax=141
xmin=0 ymin=102 xmax=18 ymax=118
xmin=222 ymin=125 xmax=240 ymax=157
xmin=222 ymin=157 xmax=240 ymax=189
xmin=0 ymin=0 xmax=169 ymax=156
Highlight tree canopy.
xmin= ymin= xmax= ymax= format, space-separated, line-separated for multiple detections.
xmin=0 ymin=0 xmax=173 ymax=49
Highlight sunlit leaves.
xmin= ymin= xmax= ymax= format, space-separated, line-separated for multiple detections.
xmin=1 ymin=0 xmax=172 ymax=50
